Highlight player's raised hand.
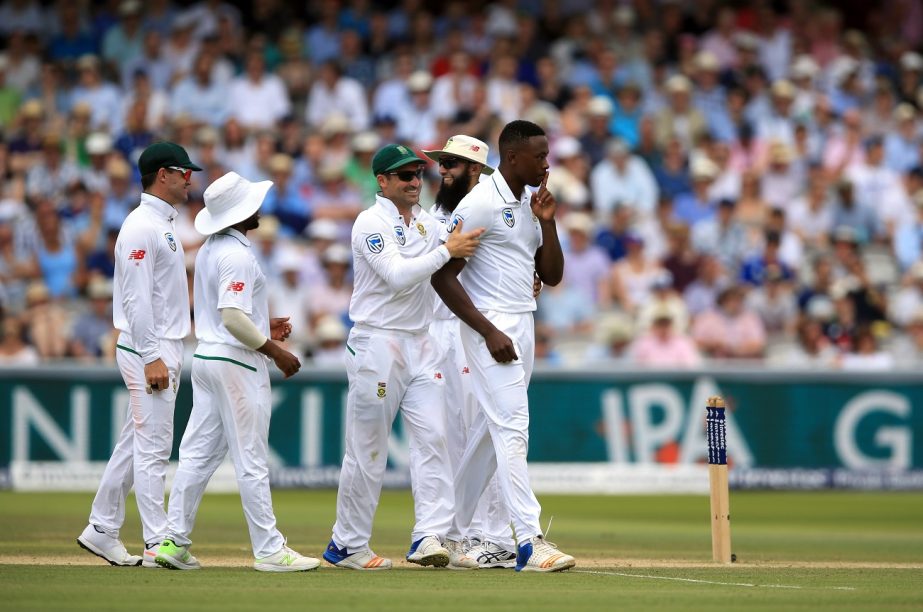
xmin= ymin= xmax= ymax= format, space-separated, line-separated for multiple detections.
xmin=270 ymin=316 xmax=292 ymax=341
xmin=530 ymin=171 xmax=556 ymax=222
xmin=444 ymin=219 xmax=484 ymax=258
xmin=485 ymin=328 xmax=518 ymax=363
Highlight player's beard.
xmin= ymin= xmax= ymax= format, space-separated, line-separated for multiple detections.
xmin=434 ymin=173 xmax=473 ymax=214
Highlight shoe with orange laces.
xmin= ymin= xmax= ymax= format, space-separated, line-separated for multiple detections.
xmin=323 ymin=540 xmax=392 ymax=570
xmin=515 ymin=536 xmax=576 ymax=573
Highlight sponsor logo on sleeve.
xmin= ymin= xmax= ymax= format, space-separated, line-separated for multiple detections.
xmin=502 ymin=207 xmax=515 ymax=228
xmin=394 ymin=226 xmax=406 ymax=246
xmin=128 ymin=249 xmax=146 ymax=260
xmin=227 ymin=281 xmax=245 ymax=292
xmin=366 ymin=233 xmax=384 ymax=253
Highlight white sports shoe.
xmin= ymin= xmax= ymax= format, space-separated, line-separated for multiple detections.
xmin=255 ymin=546 xmax=321 ymax=572
xmin=141 ymin=543 xmax=162 ymax=568
xmin=405 ymin=535 xmax=449 ymax=567
xmin=469 ymin=540 xmax=517 ymax=569
xmin=77 ymin=525 xmax=141 ymax=567
xmin=445 ymin=539 xmax=479 ymax=570
xmin=515 ymin=536 xmax=576 ymax=573
xmin=323 ymin=540 xmax=392 ymax=570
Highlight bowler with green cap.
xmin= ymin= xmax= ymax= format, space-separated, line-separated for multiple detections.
xmin=371 ymin=143 xmax=425 ymax=177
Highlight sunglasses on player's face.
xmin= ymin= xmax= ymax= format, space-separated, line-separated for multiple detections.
xmin=165 ymin=166 xmax=192 ymax=181
xmin=387 ymin=168 xmax=424 ymax=182
xmin=438 ymin=157 xmax=465 ymax=169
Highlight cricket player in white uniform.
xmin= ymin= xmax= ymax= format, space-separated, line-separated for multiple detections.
xmin=323 ymin=144 xmax=482 ymax=571
xmin=153 ymin=172 xmax=320 ymax=572
xmin=78 ymin=142 xmax=201 ymax=568
xmin=432 ymin=120 xmax=577 ymax=572
xmin=422 ymin=136 xmax=516 ymax=568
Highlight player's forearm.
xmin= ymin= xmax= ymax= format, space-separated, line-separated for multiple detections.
xmin=432 ymin=262 xmax=497 ymax=338
xmin=123 ymin=298 xmax=160 ymax=363
xmin=220 ymin=307 xmax=268 ymax=350
xmin=535 ymin=220 xmax=564 ymax=286
xmin=377 ymin=245 xmax=451 ymax=291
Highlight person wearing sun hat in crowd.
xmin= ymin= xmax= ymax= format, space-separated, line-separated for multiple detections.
xmin=77 ymin=141 xmax=202 ymax=568
xmin=155 ymin=170 xmax=320 ymax=573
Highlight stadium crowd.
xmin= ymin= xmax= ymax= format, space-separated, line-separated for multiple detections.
xmin=0 ymin=0 xmax=922 ymax=370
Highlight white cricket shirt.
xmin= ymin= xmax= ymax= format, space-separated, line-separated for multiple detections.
xmin=113 ymin=193 xmax=191 ymax=363
xmin=194 ymin=229 xmax=269 ymax=354
xmin=449 ymin=171 xmax=543 ymax=314
xmin=349 ymin=194 xmax=449 ymax=332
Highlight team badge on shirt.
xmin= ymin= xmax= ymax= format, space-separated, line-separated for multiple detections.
xmin=416 ymin=222 xmax=426 ymax=237
xmin=164 ymin=232 xmax=177 ymax=252
xmin=394 ymin=226 xmax=406 ymax=245
xmin=377 ymin=382 xmax=387 ymax=398
xmin=366 ymin=233 xmax=384 ymax=253
xmin=502 ymin=208 xmax=515 ymax=228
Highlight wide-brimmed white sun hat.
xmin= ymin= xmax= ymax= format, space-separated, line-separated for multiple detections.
xmin=423 ymin=135 xmax=494 ymax=174
xmin=196 ymin=171 xmax=273 ymax=236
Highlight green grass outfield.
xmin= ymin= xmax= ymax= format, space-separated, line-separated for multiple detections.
xmin=1 ymin=490 xmax=921 ymax=611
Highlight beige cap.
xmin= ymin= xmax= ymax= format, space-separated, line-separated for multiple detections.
xmin=665 ymin=74 xmax=692 ymax=94
xmin=86 ymin=132 xmax=113 ymax=155
xmin=587 ymin=95 xmax=614 ymax=116
xmin=317 ymin=160 xmax=346 ymax=181
xmin=76 ymin=54 xmax=100 ymax=70
xmin=790 ymin=55 xmax=819 ymax=79
xmin=690 ymin=155 xmax=720 ymax=180
xmin=893 ymin=103 xmax=917 ymax=122
xmin=315 ymin=316 xmax=347 ymax=342
xmin=901 ymin=51 xmax=923 ymax=71
xmin=771 ymin=79 xmax=796 ymax=99
xmin=694 ymin=51 xmax=720 ymax=72
xmin=769 ymin=142 xmax=793 ymax=164
xmin=320 ymin=113 xmax=352 ymax=137
xmin=352 ymin=131 xmax=381 ymax=153
xmin=268 ymin=153 xmax=294 ymax=174
xmin=563 ymin=212 xmax=595 ymax=235
xmin=407 ymin=70 xmax=434 ymax=92
xmin=322 ymin=242 xmax=352 ymax=265
xmin=87 ymin=278 xmax=114 ymax=299
xmin=107 ymin=158 xmax=132 ymax=179
xmin=21 ymin=99 xmax=44 ymax=118
xmin=422 ymin=134 xmax=494 ymax=174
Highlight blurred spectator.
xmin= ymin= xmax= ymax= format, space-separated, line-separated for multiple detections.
xmin=637 ymin=270 xmax=690 ymax=332
xmin=0 ymin=54 xmax=22 ymax=129
xmin=883 ymin=104 xmax=920 ymax=173
xmin=788 ymin=172 xmax=835 ymax=251
xmin=609 ymin=232 xmax=664 ymax=316
xmin=0 ymin=210 xmax=33 ymax=312
xmin=344 ymin=131 xmax=383 ymax=204
xmin=30 ymin=200 xmax=84 ymax=299
xmin=692 ymin=285 xmax=767 ymax=359
xmin=769 ymin=317 xmax=837 ymax=368
xmin=122 ymin=30 xmax=173 ymax=92
xmin=86 ymin=228 xmax=119 ymax=280
xmin=560 ymin=212 xmax=610 ymax=304
xmin=590 ymin=137 xmax=659 ymax=221
xmin=584 ymin=312 xmax=634 ymax=365
xmin=69 ymin=277 xmax=114 ymax=359
xmin=396 ymin=70 xmax=440 ymax=148
xmin=430 ymin=51 xmax=479 ymax=122
xmin=102 ymin=0 xmax=145 ymax=74
xmin=262 ymin=153 xmax=310 ymax=237
xmin=306 ymin=60 xmax=368 ymax=133
xmin=21 ymin=281 xmax=70 ymax=360
xmin=830 ymin=179 xmax=878 ymax=245
xmin=629 ymin=305 xmax=701 ymax=368
xmin=311 ymin=315 xmax=348 ymax=367
xmin=684 ymin=254 xmax=729 ymax=318
xmin=268 ymin=249 xmax=313 ymax=357
xmin=746 ymin=264 xmax=798 ymax=337
xmin=26 ymin=134 xmax=80 ymax=203
xmin=170 ymin=52 xmax=230 ymax=127
xmin=741 ymin=230 xmax=795 ymax=287
xmin=579 ymin=95 xmax=614 ymax=168
xmin=760 ymin=141 xmax=801 ymax=210
xmin=308 ymin=242 xmax=353 ymax=330
xmin=534 ymin=323 xmax=564 ymax=367
xmin=546 ymin=136 xmax=590 ymax=210
xmin=0 ymin=311 xmax=40 ymax=366
xmin=691 ymin=198 xmax=748 ymax=273
xmin=890 ymin=262 xmax=923 ymax=328
xmin=798 ymin=255 xmax=835 ymax=311
xmin=893 ymin=190 xmax=923 ymax=272
xmin=652 ymin=137 xmax=692 ymax=201
xmin=845 ymin=136 xmax=911 ymax=240
xmin=839 ymin=325 xmax=894 ymax=370
xmin=889 ymin=309 xmax=923 ymax=367
xmin=673 ymin=156 xmax=719 ymax=227
xmin=70 ymin=55 xmax=123 ymax=133
xmin=228 ymin=51 xmax=291 ymax=130
xmin=661 ymin=222 xmax=701 ymax=293
xmin=653 ymin=75 xmax=707 ymax=151
xmin=594 ymin=201 xmax=633 ymax=263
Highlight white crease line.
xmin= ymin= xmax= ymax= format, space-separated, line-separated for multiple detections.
xmin=573 ymin=570 xmax=857 ymax=591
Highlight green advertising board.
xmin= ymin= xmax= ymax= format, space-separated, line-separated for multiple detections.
xmin=1 ymin=366 xmax=921 ymax=490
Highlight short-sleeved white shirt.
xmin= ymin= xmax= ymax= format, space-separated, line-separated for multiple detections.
xmin=194 ymin=229 xmax=269 ymax=352
xmin=113 ymin=193 xmax=190 ymax=362
xmin=449 ymin=171 xmax=543 ymax=313
xmin=349 ymin=194 xmax=449 ymax=332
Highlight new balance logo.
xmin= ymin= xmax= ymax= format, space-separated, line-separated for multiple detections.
xmin=128 ymin=249 xmax=146 ymax=260
xmin=462 ymin=366 xmax=470 ymax=374
xmin=434 ymin=372 xmax=443 ymax=379
xmin=227 ymin=281 xmax=245 ymax=292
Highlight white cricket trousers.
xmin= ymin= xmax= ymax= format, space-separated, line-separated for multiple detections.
xmin=332 ymin=324 xmax=453 ymax=550
xmin=89 ymin=335 xmax=183 ymax=546
xmin=164 ymin=344 xmax=284 ymax=558
xmin=448 ymin=311 xmax=543 ymax=544
xmin=429 ymin=317 xmax=512 ymax=549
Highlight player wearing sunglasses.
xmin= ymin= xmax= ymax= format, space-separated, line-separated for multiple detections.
xmin=324 ymin=144 xmax=484 ymax=571
xmin=78 ymin=142 xmax=203 ymax=568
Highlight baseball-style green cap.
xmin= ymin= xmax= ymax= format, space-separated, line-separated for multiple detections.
xmin=371 ymin=144 xmax=425 ymax=176
xmin=138 ymin=141 xmax=203 ymax=176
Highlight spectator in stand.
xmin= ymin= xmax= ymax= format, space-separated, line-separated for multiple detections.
xmin=788 ymin=172 xmax=835 ymax=251
xmin=691 ymin=198 xmax=748 ymax=273
xmin=396 ymin=71 xmax=440 ymax=149
xmin=169 ymin=51 xmax=230 ymax=128
xmin=890 ymin=262 xmax=923 ymax=329
xmin=890 ymin=309 xmax=923 ymax=367
xmin=545 ymin=136 xmax=590 ymax=211
xmin=830 ymin=178 xmax=878 ymax=245
xmin=894 ymin=190 xmax=923 ymax=272
xmin=262 ymin=153 xmax=310 ymax=238
xmin=429 ymin=51 xmax=479 ymax=122
xmin=0 ymin=310 xmax=40 ymax=366
xmin=692 ymin=285 xmax=767 ymax=359
xmin=26 ymin=134 xmax=80 ymax=204
xmin=594 ymin=201 xmax=633 ymax=263
xmin=609 ymin=232 xmax=664 ymax=317
xmin=307 ymin=243 xmax=352 ymax=332
xmin=637 ymin=269 xmax=690 ymax=333
xmin=560 ymin=212 xmax=610 ymax=305
xmin=746 ymin=264 xmax=798 ymax=337
xmin=684 ymin=254 xmax=729 ymax=318
xmin=267 ymin=251 xmax=313 ymax=358
xmin=311 ymin=315 xmax=348 ymax=367
xmin=70 ymin=55 xmax=123 ymax=133
xmin=760 ymin=141 xmax=802 ymax=210
xmin=673 ymin=155 xmax=719 ymax=227
xmin=590 ymin=137 xmax=659 ymax=222
xmin=652 ymin=137 xmax=692 ymax=201
xmin=884 ymin=104 xmax=920 ymax=173
xmin=21 ymin=281 xmax=71 ymax=360
xmin=306 ymin=60 xmax=369 ymax=133
xmin=610 ymin=82 xmax=644 ymax=148
xmin=584 ymin=312 xmax=634 ymax=365
xmin=629 ymin=305 xmax=701 ymax=368
xmin=770 ymin=317 xmax=837 ymax=368
xmin=69 ymin=277 xmax=115 ymax=359
xmin=579 ymin=95 xmax=615 ymax=169
xmin=653 ymin=75 xmax=707 ymax=151
xmin=228 ymin=51 xmax=291 ymax=131
xmin=741 ymin=230 xmax=795 ymax=287
xmin=846 ymin=136 xmax=912 ymax=241
xmin=839 ymin=325 xmax=894 ymax=370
